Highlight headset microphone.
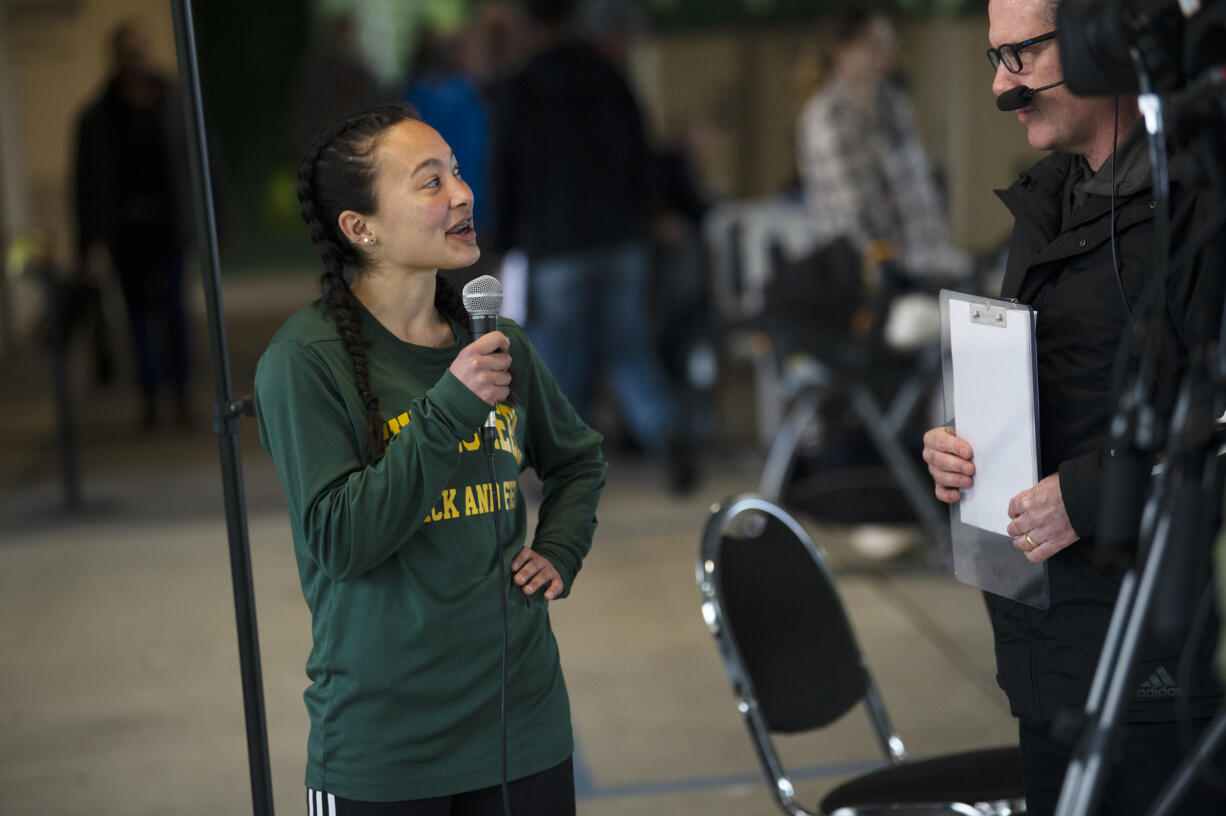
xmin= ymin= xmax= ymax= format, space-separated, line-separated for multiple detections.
xmin=996 ymin=80 xmax=1067 ymax=111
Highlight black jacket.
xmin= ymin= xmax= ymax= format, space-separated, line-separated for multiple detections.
xmin=986 ymin=136 xmax=1221 ymax=724
xmin=487 ymin=40 xmax=650 ymax=259
xmin=73 ymin=72 xmax=193 ymax=259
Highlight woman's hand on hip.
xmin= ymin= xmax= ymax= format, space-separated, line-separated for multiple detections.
xmin=510 ymin=547 xmax=563 ymax=600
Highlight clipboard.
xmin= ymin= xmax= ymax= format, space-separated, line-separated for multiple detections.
xmin=939 ymin=289 xmax=1049 ymax=608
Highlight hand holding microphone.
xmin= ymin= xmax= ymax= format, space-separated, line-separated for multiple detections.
xmin=449 ymin=333 xmax=511 ymax=406
xmin=458 ymin=275 xmax=509 ymax=441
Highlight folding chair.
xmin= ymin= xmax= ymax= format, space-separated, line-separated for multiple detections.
xmin=696 ymin=493 xmax=1026 ymax=815
xmin=702 ymin=197 xmax=826 ymax=447
xmin=753 ymin=239 xmax=951 ymax=551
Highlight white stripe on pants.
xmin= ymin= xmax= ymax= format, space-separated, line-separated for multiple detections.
xmin=307 ymin=788 xmax=335 ymax=816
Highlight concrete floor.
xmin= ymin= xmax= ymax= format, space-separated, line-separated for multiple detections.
xmin=0 ymin=272 xmax=1016 ymax=815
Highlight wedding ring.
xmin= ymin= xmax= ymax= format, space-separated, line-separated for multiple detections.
xmin=1025 ymin=532 xmax=1038 ymax=549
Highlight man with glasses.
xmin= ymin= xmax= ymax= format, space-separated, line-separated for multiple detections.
xmin=987 ymin=29 xmax=1056 ymax=73
xmin=922 ymin=0 xmax=1224 ymax=813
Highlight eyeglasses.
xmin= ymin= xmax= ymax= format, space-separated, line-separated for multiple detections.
xmin=986 ymin=30 xmax=1057 ymax=73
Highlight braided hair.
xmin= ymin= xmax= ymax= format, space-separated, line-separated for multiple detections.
xmin=297 ymin=103 xmax=474 ymax=461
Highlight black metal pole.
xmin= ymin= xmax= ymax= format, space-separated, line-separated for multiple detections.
xmin=168 ymin=1 xmax=274 ymax=813
xmin=46 ymin=272 xmax=82 ymax=510
xmin=1146 ymin=707 xmax=1226 ymax=816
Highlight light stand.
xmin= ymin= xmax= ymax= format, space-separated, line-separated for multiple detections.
xmin=169 ymin=1 xmax=273 ymax=813
xmin=1053 ymin=62 xmax=1226 ymax=816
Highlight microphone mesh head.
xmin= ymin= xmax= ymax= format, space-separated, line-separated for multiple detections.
xmin=461 ymin=275 xmax=504 ymax=315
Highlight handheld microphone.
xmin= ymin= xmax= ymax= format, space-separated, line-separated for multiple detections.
xmin=996 ymin=80 xmax=1067 ymax=111
xmin=461 ymin=274 xmax=505 ymax=439
xmin=460 ymin=276 xmax=514 ymax=816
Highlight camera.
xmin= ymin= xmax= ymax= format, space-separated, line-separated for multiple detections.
xmin=1057 ymin=0 xmax=1225 ymax=95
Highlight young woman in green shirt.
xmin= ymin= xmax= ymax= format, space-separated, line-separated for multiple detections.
xmin=255 ymin=103 xmax=606 ymax=815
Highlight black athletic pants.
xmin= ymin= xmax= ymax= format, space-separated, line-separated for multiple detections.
xmin=306 ymin=756 xmax=575 ymax=816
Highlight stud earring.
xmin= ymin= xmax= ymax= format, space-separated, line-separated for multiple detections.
xmin=364 ymin=237 xmax=376 ymax=245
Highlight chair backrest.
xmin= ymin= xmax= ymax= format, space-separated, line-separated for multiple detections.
xmin=702 ymin=199 xmax=826 ymax=325
xmin=701 ymin=494 xmax=1024 ymax=816
xmin=763 ymin=234 xmax=863 ymax=347
xmin=698 ymin=494 xmax=905 ymax=755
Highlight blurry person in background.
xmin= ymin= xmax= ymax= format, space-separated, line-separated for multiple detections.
xmin=488 ymin=0 xmax=696 ymax=493
xmin=647 ymin=116 xmax=721 ymax=447
xmin=468 ymin=1 xmax=534 ymax=96
xmin=286 ymin=14 xmax=385 ymax=162
xmin=796 ymin=9 xmax=968 ymax=281
xmin=791 ymin=10 xmax=967 ymax=562
xmin=576 ymin=0 xmax=646 ymax=70
xmin=72 ymin=17 xmax=194 ymax=429
xmin=401 ymin=25 xmax=492 ymax=288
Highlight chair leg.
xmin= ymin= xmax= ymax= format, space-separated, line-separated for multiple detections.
xmin=848 ymin=384 xmax=950 ymax=553
xmin=759 ymin=389 xmax=824 ymax=500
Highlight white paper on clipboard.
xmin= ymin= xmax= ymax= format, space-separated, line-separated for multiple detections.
xmin=945 ymin=297 xmax=1039 ymax=537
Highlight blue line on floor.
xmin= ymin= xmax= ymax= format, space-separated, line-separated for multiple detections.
xmin=571 ymin=740 xmax=597 ymax=798
xmin=571 ymin=736 xmax=885 ymax=801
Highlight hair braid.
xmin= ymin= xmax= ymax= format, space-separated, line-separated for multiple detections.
xmin=297 ymin=105 xmax=419 ymax=461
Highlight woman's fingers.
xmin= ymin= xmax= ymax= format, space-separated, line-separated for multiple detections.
xmin=449 ymin=332 xmax=513 ymax=405
xmin=469 ymin=330 xmax=509 ymax=355
xmin=510 ymin=549 xmax=562 ymax=599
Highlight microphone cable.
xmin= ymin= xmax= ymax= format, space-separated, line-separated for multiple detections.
xmin=461 ymin=274 xmax=513 ymax=815
xmin=1109 ymin=95 xmax=1133 ymax=325
xmin=482 ymin=423 xmax=512 ymax=816
xmin=483 ymin=421 xmax=513 ymax=816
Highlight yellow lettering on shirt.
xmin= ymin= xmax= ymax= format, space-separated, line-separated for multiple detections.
xmin=496 ymin=405 xmax=523 ymax=464
xmin=440 ymin=488 xmax=459 ymax=520
xmin=377 ymin=403 xmax=530 ymax=525
xmin=382 ymin=411 xmax=413 ymax=444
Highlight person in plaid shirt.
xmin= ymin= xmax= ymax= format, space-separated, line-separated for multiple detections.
xmin=796 ymin=10 xmax=962 ymax=278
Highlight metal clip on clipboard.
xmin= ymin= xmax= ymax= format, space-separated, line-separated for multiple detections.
xmin=969 ymin=301 xmax=1010 ymax=327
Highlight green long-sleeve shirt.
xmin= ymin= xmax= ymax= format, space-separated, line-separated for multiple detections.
xmin=254 ymin=299 xmax=605 ymax=801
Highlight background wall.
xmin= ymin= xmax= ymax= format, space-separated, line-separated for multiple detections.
xmin=4 ymin=0 xmax=178 ymax=250
xmin=636 ymin=14 xmax=1042 ymax=252
xmin=0 ymin=0 xmax=1043 ymax=353
xmin=1 ymin=0 xmax=179 ymax=355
